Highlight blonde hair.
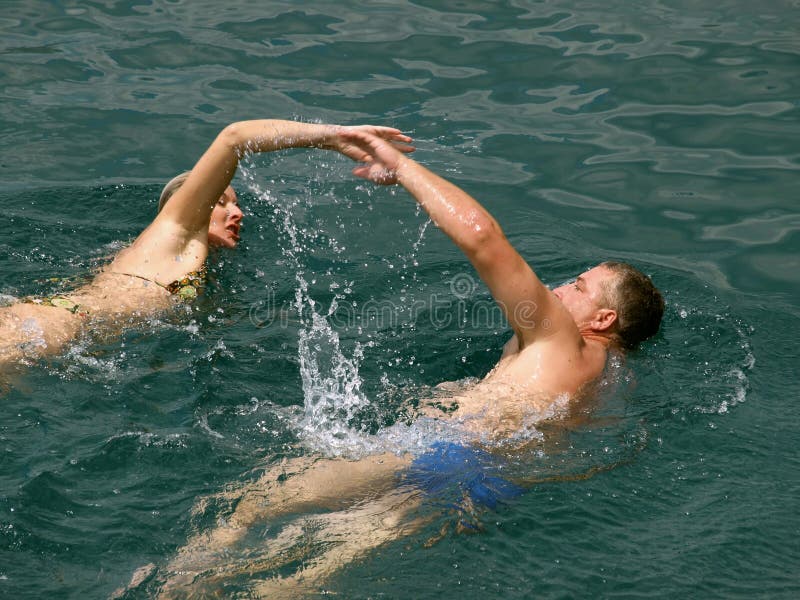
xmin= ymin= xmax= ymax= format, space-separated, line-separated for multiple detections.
xmin=158 ymin=171 xmax=191 ymax=213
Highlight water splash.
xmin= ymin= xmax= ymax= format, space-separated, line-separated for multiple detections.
xmin=671 ymin=300 xmax=755 ymax=415
xmin=240 ymin=159 xmax=376 ymax=456
xmin=294 ymin=282 xmax=373 ymax=455
xmin=0 ymin=294 xmax=18 ymax=307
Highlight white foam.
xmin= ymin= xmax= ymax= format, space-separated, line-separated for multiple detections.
xmin=673 ymin=302 xmax=755 ymax=415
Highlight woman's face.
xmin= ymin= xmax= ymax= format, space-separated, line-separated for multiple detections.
xmin=207 ymin=187 xmax=243 ymax=249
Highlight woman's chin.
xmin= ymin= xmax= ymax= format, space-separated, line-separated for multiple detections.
xmin=209 ymin=237 xmax=238 ymax=249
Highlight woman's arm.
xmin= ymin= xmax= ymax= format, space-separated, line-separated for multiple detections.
xmin=108 ymin=120 xmax=412 ymax=283
xmin=159 ymin=120 xmax=411 ymax=234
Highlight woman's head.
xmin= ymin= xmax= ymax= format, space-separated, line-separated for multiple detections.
xmin=158 ymin=172 xmax=243 ymax=248
xmin=158 ymin=171 xmax=192 ymax=213
xmin=207 ymin=187 xmax=242 ymax=248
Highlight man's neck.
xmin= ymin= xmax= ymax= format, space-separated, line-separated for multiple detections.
xmin=579 ymin=328 xmax=615 ymax=350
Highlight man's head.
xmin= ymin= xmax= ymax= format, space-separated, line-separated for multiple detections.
xmin=552 ymin=262 xmax=664 ymax=350
xmin=158 ymin=172 xmax=243 ymax=249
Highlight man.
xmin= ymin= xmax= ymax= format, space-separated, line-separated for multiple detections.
xmin=153 ymin=130 xmax=664 ymax=598
xmin=345 ymin=130 xmax=663 ymax=434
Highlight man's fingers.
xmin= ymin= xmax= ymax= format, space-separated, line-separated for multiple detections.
xmin=369 ymin=164 xmax=397 ymax=184
xmin=351 ymin=163 xmax=396 ymax=185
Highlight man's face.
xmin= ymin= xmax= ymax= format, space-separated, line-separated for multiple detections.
xmin=552 ymin=265 xmax=615 ymax=328
xmin=208 ymin=187 xmax=243 ymax=249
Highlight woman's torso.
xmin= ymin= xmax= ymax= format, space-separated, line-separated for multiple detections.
xmin=0 ymin=270 xmax=189 ymax=365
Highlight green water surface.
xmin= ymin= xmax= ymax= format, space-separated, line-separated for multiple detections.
xmin=1 ymin=1 xmax=798 ymax=598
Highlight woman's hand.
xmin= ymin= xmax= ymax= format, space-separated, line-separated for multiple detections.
xmin=325 ymin=126 xmax=414 ymax=165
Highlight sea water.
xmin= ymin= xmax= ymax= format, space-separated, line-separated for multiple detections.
xmin=1 ymin=1 xmax=798 ymax=598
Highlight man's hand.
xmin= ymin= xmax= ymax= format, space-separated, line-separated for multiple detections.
xmin=336 ymin=129 xmax=414 ymax=184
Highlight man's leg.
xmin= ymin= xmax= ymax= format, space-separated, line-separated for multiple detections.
xmin=159 ymin=452 xmax=412 ymax=594
xmin=248 ymin=487 xmax=425 ymax=599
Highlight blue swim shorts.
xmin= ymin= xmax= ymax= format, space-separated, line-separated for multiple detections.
xmin=404 ymin=442 xmax=524 ymax=510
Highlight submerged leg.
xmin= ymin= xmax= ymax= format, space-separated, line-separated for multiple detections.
xmin=158 ymin=452 xmax=412 ymax=594
xmin=158 ymin=488 xmax=425 ymax=599
xmin=247 ymin=487 xmax=426 ymax=599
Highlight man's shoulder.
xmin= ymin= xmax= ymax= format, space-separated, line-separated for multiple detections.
xmin=506 ymin=336 xmax=607 ymax=394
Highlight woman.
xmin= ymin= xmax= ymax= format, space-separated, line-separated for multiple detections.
xmin=0 ymin=120 xmax=413 ymax=367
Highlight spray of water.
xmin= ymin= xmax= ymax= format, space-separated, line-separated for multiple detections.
xmin=672 ymin=302 xmax=755 ymax=415
xmin=240 ymin=158 xmax=404 ymax=457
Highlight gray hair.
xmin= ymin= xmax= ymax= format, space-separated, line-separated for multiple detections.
xmin=599 ymin=261 xmax=664 ymax=350
xmin=158 ymin=171 xmax=191 ymax=213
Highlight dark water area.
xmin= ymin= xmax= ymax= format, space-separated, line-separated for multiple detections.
xmin=1 ymin=1 xmax=799 ymax=598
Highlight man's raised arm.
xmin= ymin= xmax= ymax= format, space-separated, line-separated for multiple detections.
xmin=341 ymin=130 xmax=579 ymax=349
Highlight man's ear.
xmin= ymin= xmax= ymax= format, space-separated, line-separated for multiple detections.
xmin=591 ymin=308 xmax=617 ymax=332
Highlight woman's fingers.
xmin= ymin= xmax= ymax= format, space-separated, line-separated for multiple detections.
xmin=392 ymin=141 xmax=416 ymax=153
xmin=340 ymin=129 xmax=409 ymax=183
xmin=382 ymin=130 xmax=413 ymax=144
xmin=349 ymin=126 xmax=414 ymax=147
xmin=340 ymin=129 xmax=384 ymax=151
xmin=338 ymin=130 xmax=379 ymax=159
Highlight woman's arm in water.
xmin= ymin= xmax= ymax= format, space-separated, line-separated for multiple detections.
xmin=109 ymin=120 xmax=413 ymax=283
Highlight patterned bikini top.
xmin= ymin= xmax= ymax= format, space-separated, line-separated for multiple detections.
xmin=162 ymin=266 xmax=207 ymax=301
